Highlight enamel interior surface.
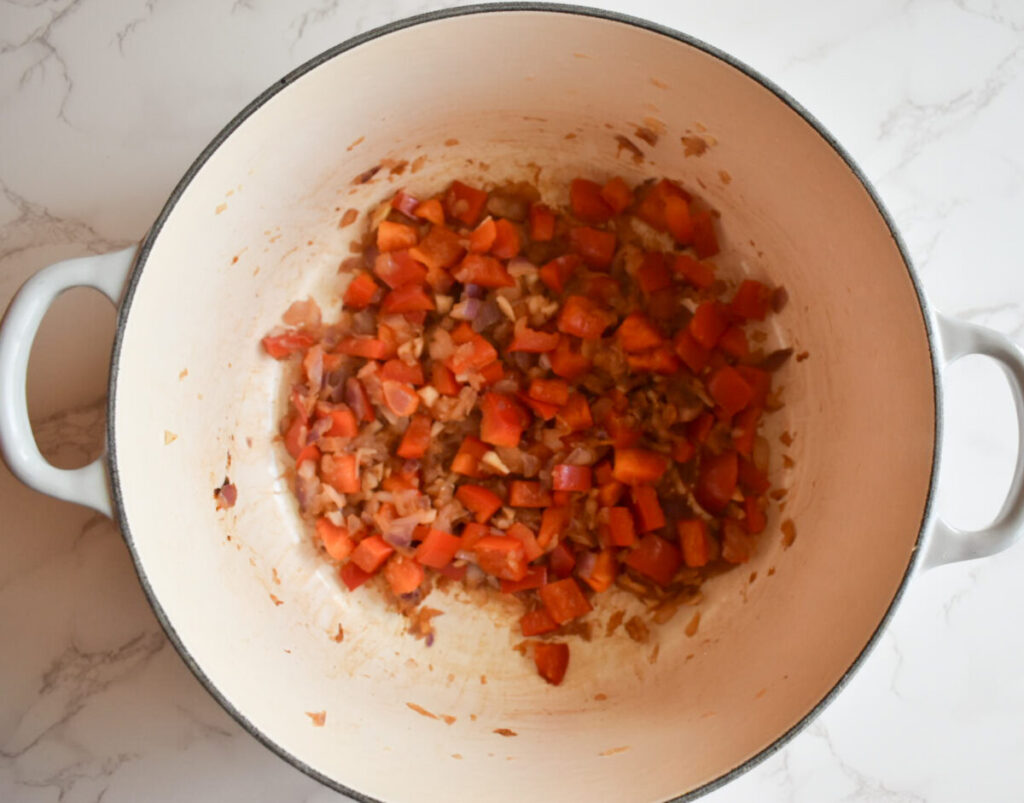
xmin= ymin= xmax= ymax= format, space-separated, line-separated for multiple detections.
xmin=112 ymin=10 xmax=935 ymax=802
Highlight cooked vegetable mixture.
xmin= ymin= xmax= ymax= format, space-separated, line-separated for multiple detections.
xmin=262 ymin=174 xmax=789 ymax=686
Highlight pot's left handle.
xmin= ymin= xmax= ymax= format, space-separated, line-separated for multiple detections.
xmin=0 ymin=247 xmax=137 ymax=518
xmin=924 ymin=312 xmax=1024 ymax=568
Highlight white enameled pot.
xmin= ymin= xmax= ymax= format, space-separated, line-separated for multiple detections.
xmin=3 ymin=6 xmax=1024 ymax=802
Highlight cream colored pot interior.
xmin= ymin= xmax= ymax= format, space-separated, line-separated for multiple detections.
xmin=112 ymin=10 xmax=935 ymax=803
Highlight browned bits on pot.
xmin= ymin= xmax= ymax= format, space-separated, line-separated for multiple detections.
xmin=781 ymin=519 xmax=797 ymax=548
xmin=306 ymin=711 xmax=326 ymax=726
xmin=332 ymin=624 xmax=345 ymax=643
xmin=680 ymin=135 xmax=708 ymax=157
xmin=634 ymin=126 xmax=659 ymax=146
xmin=624 ymin=616 xmax=650 ymax=644
xmin=606 ymin=610 xmax=625 ymax=637
xmin=684 ymin=611 xmax=701 ymax=638
xmin=352 ymin=164 xmax=382 ymax=185
xmin=615 ymin=135 xmax=644 ymax=164
xmin=213 ymin=477 xmax=236 ymax=510
xmin=494 ymin=728 xmax=518 ymax=737
xmin=339 ymin=208 xmax=358 ymax=228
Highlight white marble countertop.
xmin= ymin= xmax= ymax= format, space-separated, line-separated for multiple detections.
xmin=2 ymin=1 xmax=1023 ymax=801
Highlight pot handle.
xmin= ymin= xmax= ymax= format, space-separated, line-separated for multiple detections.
xmin=0 ymin=247 xmax=137 ymax=518
xmin=924 ymin=312 xmax=1024 ymax=568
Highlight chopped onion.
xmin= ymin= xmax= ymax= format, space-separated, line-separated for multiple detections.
xmin=451 ymin=298 xmax=481 ymax=321
xmin=282 ymin=297 xmax=321 ymax=328
xmin=506 ymin=256 xmax=538 ymax=277
xmin=564 ymin=445 xmax=598 ymax=466
xmin=307 ymin=416 xmax=332 ymax=445
xmin=472 ymin=300 xmax=503 ymax=332
xmin=464 ymin=283 xmax=486 ymax=299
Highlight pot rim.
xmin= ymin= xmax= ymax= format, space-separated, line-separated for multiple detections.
xmin=106 ymin=4 xmax=941 ymax=801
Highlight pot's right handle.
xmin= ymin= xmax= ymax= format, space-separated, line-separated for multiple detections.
xmin=0 ymin=248 xmax=136 ymax=518
xmin=924 ymin=312 xmax=1024 ymax=569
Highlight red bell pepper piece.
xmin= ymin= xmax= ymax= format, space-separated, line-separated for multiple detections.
xmin=539 ymin=577 xmax=592 ymax=624
xmin=624 ymin=533 xmax=681 ymax=586
xmin=456 ymin=484 xmax=504 ymax=523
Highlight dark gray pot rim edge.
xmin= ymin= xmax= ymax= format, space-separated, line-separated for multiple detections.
xmin=105 ymin=4 xmax=941 ymax=802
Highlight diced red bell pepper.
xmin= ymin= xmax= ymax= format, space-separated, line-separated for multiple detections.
xmin=689 ymin=301 xmax=730 ymax=349
xmin=502 ymin=565 xmax=547 ymax=594
xmin=381 ymin=380 xmax=420 ymax=417
xmin=708 ymin=365 xmax=754 ymax=415
xmin=550 ymin=336 xmax=592 ymax=379
xmin=584 ymin=275 xmax=622 ymax=305
xmin=446 ymin=325 xmax=499 ymax=374
xmin=624 ymin=533 xmax=681 ymax=586
xmin=480 ymin=391 xmax=528 ymax=447
xmin=528 ymin=378 xmax=569 ymax=406
xmin=729 ymin=279 xmax=772 ymax=321
xmin=381 ymin=359 xmax=424 ymax=386
xmin=431 ymin=363 xmax=460 ymax=396
xmin=295 ymin=443 xmax=321 ymax=469
xmin=444 ymin=180 xmax=488 ymax=226
xmin=343 ymin=272 xmax=381 ymax=309
xmin=322 ymin=453 xmax=360 ymax=493
xmin=552 ymin=490 xmax=573 ymax=507
xmin=557 ymin=393 xmax=593 ymax=431
xmin=632 ymin=486 xmax=666 ymax=533
xmin=340 ymin=561 xmax=371 ymax=591
xmin=692 ymin=210 xmax=719 ymax=258
xmin=745 ymin=496 xmax=766 ymax=535
xmin=384 ymin=554 xmax=425 ymax=595
xmin=558 ymin=295 xmax=615 ymax=339
xmin=380 ymin=283 xmax=435 ymax=314
xmin=616 ymin=312 xmax=664 ymax=352
xmin=351 ymin=534 xmax=394 ymax=574
xmin=316 ymin=517 xmax=354 ymax=561
xmin=509 ymin=319 xmax=560 ymax=353
xmin=409 ymin=225 xmax=464 ymax=270
xmin=552 ymin=465 xmax=592 ymax=492
xmin=736 ymin=365 xmax=772 ymax=407
xmin=718 ymin=325 xmax=750 ymax=359
xmin=456 ymin=484 xmax=504 ymax=523
xmin=508 ymin=480 xmax=553 ymax=508
xmin=539 ymin=577 xmax=592 ymax=624
xmin=738 ymin=456 xmax=771 ymax=495
xmin=548 ymin=541 xmax=576 ymax=578
xmin=696 ymin=450 xmax=738 ymax=513
xmin=678 ymin=519 xmax=711 ymax=567
xmin=461 ymin=521 xmax=490 ymax=550
xmin=517 ymin=391 xmax=560 ymax=421
xmin=733 ymin=405 xmax=761 ymax=457
xmin=569 ymin=226 xmax=617 ymax=269
xmin=491 ymin=218 xmax=521 ymax=260
xmin=597 ymin=480 xmax=625 ymax=507
xmin=672 ymin=254 xmax=715 ymax=289
xmin=672 ymin=438 xmax=696 ymax=464
xmin=521 ymin=607 xmax=559 ymax=636
xmin=452 ymin=435 xmax=489 ymax=478
xmin=325 ymin=407 xmax=358 ymax=438
xmin=635 ymin=178 xmax=689 ymax=231
xmin=674 ymin=329 xmax=710 ymax=374
xmin=570 ymin=177 xmax=614 ymax=223
xmin=452 ymin=253 xmax=515 ymax=288
xmin=600 ymin=176 xmax=633 ymax=213
xmin=580 ymin=548 xmax=617 ymax=593
xmin=607 ymin=506 xmax=637 ymax=547
xmin=636 ymin=252 xmax=672 ymax=295
xmin=529 ymin=203 xmax=556 ymax=242
xmin=374 ymin=250 xmax=427 ymax=289
xmin=414 ymin=528 xmax=462 ymax=569
xmin=262 ymin=331 xmax=315 ymax=359
xmin=664 ymin=194 xmax=694 ymax=245
xmin=377 ymin=220 xmax=419 ymax=252
xmin=507 ymin=522 xmax=543 ymax=562
xmin=604 ymin=410 xmax=642 ymax=448
xmin=613 ymin=448 xmax=669 ymax=485
xmin=397 ymin=413 xmax=432 ymax=459
xmin=538 ymin=506 xmax=570 ymax=549
xmin=469 ymin=216 xmax=497 ymax=252
xmin=627 ymin=346 xmax=680 ymax=375
xmin=538 ymin=253 xmax=579 ymax=294
xmin=473 ymin=535 xmax=527 ymax=581
xmin=534 ymin=642 xmax=570 ymax=686
xmin=336 ymin=336 xmax=394 ymax=360
xmin=413 ymin=198 xmax=445 ymax=225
